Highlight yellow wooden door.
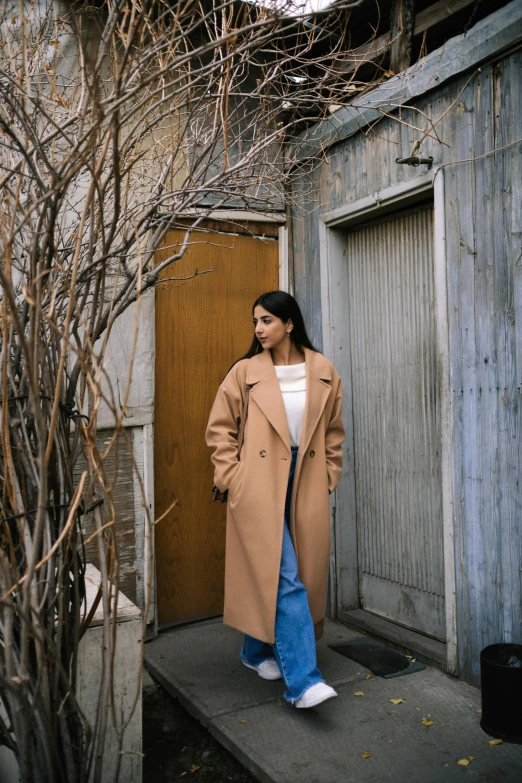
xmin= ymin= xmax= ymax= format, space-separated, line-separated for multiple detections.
xmin=154 ymin=227 xmax=279 ymax=625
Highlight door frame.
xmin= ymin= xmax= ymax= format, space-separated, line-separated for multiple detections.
xmin=318 ymin=171 xmax=458 ymax=675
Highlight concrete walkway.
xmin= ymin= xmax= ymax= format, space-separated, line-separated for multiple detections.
xmin=144 ymin=619 xmax=522 ymax=782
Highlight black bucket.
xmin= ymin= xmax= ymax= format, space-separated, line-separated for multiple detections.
xmin=480 ymin=643 xmax=522 ymax=743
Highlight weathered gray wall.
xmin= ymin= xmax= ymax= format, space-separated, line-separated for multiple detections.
xmin=291 ymin=49 xmax=522 ymax=684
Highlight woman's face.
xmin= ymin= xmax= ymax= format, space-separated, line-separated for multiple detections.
xmin=253 ymin=305 xmax=292 ymax=351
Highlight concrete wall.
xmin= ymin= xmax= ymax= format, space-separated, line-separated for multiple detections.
xmin=77 ymin=564 xmax=143 ymax=782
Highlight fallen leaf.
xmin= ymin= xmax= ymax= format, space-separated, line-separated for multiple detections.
xmin=422 ymin=718 xmax=434 ymax=727
xmin=239 ymin=719 xmax=247 ymax=724
xmin=457 ymin=759 xmax=471 ymax=767
xmin=416 ymin=707 xmax=421 ymax=711
xmin=468 ymin=756 xmax=475 ymax=761
xmin=488 ymin=739 xmax=503 ymax=746
xmin=389 ymin=698 xmax=404 ymax=705
xmin=189 ymin=765 xmax=200 ymax=773
xmin=365 ymin=673 xmax=372 ymax=680
xmin=476 ymin=709 xmax=482 ymax=715
xmin=361 ymin=752 xmax=371 ymax=759
xmin=354 ymin=691 xmax=364 ymax=697
xmin=444 ymin=763 xmax=449 ymax=768
xmin=405 ymin=654 xmax=414 ymax=659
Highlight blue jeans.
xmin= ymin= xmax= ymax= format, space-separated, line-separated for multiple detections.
xmin=240 ymin=446 xmax=324 ymax=703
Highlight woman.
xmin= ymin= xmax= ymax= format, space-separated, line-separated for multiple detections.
xmin=206 ymin=291 xmax=345 ymax=708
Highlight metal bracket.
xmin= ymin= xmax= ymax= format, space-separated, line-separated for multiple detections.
xmin=396 ymin=155 xmax=433 ymax=167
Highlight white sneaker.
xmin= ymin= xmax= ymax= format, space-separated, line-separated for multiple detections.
xmin=242 ymin=658 xmax=282 ymax=680
xmin=295 ymin=682 xmax=338 ymax=708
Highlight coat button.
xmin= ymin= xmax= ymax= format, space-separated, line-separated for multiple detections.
xmin=309 ymin=450 xmax=315 ymax=458
xmin=259 ymin=450 xmax=266 ymax=457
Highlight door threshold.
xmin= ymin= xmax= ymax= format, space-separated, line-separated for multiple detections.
xmin=338 ymin=609 xmax=447 ymax=669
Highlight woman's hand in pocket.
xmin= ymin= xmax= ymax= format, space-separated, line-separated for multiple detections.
xmin=228 ymin=461 xmax=244 ymax=499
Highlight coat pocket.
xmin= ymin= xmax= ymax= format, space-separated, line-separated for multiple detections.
xmin=228 ymin=461 xmax=244 ymax=499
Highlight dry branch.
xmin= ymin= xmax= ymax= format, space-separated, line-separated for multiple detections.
xmin=0 ymin=0 xmax=435 ymax=778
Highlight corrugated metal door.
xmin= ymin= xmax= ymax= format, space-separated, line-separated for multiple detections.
xmin=347 ymin=206 xmax=445 ymax=640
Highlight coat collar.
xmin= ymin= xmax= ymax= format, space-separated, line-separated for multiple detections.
xmin=246 ymin=347 xmax=331 ymax=384
xmin=246 ymin=347 xmax=332 ymax=454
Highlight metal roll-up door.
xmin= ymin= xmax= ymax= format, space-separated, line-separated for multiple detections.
xmin=347 ymin=205 xmax=445 ymax=640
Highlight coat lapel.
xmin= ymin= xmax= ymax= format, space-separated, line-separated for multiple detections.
xmin=299 ymin=348 xmax=332 ymax=456
xmin=247 ymin=351 xmax=291 ymax=452
xmin=246 ymin=348 xmax=332 ymax=456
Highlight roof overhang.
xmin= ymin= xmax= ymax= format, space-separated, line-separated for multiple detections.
xmin=289 ymin=0 xmax=522 ymax=161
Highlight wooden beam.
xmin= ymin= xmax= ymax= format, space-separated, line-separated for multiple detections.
xmin=338 ymin=0 xmax=476 ymax=75
xmin=415 ymin=0 xmax=475 ymax=33
xmin=390 ymin=0 xmax=415 ymax=74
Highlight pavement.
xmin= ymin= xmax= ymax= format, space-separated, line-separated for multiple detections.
xmin=144 ymin=618 xmax=522 ymax=782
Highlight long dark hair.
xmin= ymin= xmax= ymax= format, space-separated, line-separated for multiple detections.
xmin=239 ymin=290 xmax=317 ymax=361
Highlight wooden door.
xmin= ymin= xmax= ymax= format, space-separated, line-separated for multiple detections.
xmin=154 ymin=227 xmax=279 ymax=625
xmin=346 ymin=206 xmax=446 ymax=640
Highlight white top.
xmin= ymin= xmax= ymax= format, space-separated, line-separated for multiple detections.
xmin=274 ymin=362 xmax=306 ymax=447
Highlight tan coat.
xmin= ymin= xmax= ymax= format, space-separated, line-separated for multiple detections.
xmin=205 ymin=347 xmax=345 ymax=643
